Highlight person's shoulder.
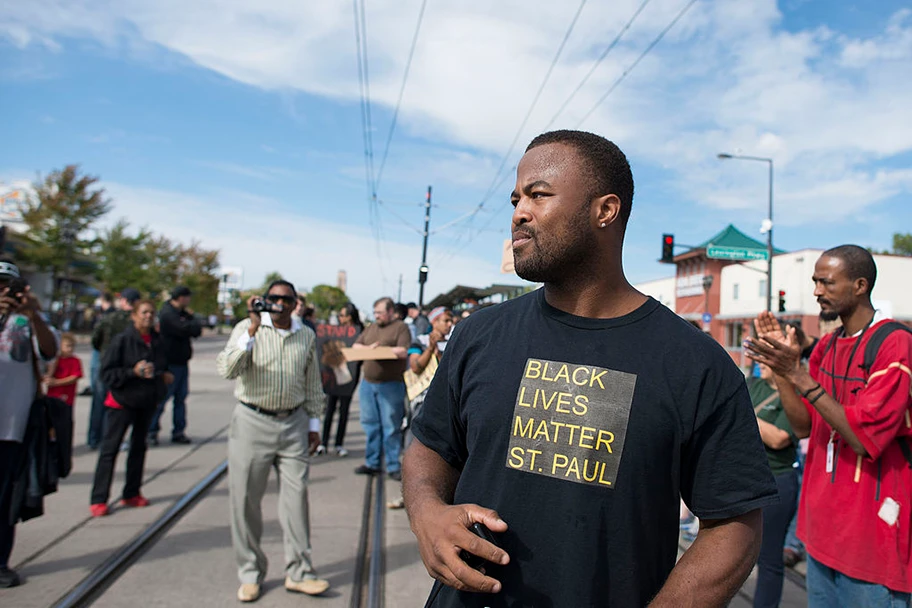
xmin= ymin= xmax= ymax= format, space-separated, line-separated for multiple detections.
xmin=870 ymin=319 xmax=912 ymax=357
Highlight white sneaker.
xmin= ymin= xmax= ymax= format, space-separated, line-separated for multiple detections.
xmin=334 ymin=446 xmax=348 ymax=457
xmin=314 ymin=445 xmax=326 ymax=456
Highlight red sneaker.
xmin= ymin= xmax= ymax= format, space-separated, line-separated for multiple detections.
xmin=120 ymin=495 xmax=150 ymax=508
xmin=90 ymin=503 xmax=109 ymax=517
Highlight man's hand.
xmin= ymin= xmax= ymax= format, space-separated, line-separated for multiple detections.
xmin=0 ymin=287 xmax=22 ymax=317
xmin=410 ymin=502 xmax=510 ymax=594
xmin=307 ymin=431 xmax=320 ymax=455
xmin=744 ymin=324 xmax=801 ymax=379
xmin=246 ymin=296 xmax=261 ymax=337
xmin=753 ymin=310 xmax=784 ymax=343
xmin=427 ymin=330 xmax=444 ymax=351
xmin=162 ymin=371 xmax=175 ymax=385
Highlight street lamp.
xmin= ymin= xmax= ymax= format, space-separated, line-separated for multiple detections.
xmin=717 ymin=153 xmax=774 ymax=312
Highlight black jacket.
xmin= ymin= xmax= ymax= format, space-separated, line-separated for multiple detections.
xmin=102 ymin=325 xmax=168 ymax=410
xmin=9 ymin=396 xmax=73 ymax=524
xmin=159 ymin=301 xmax=202 ymax=365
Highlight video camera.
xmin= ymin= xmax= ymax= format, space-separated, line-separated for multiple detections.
xmin=250 ymin=297 xmax=284 ymax=314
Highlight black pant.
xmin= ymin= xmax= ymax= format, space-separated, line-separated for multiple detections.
xmin=753 ymin=468 xmax=799 ymax=608
xmin=0 ymin=441 xmax=23 ymax=568
xmin=322 ymin=395 xmax=352 ymax=448
xmin=90 ymin=407 xmax=153 ymax=505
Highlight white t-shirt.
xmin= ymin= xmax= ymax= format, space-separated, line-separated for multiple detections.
xmin=0 ymin=314 xmax=44 ymax=442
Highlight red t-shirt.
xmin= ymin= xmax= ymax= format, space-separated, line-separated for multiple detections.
xmin=47 ymin=356 xmax=84 ymax=407
xmin=105 ymin=333 xmax=153 ymax=411
xmin=798 ymin=319 xmax=912 ymax=593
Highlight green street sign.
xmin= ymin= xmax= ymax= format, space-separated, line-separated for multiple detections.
xmin=706 ymin=245 xmax=769 ymax=261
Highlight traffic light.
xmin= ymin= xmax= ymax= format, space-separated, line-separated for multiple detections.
xmin=661 ymin=234 xmax=675 ymax=263
xmin=778 ymin=290 xmax=786 ymax=313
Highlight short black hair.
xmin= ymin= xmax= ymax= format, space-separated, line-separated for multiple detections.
xmin=823 ymin=245 xmax=877 ymax=294
xmin=266 ymin=279 xmax=296 ymax=295
xmin=526 ymin=130 xmax=634 ymax=228
xmin=394 ymin=302 xmax=409 ymax=320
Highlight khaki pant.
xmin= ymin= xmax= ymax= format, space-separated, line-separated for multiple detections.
xmin=228 ymin=403 xmax=317 ymax=584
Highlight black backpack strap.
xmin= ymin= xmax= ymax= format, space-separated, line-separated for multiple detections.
xmin=861 ymin=322 xmax=912 ymax=373
xmin=860 ymin=321 xmax=912 ymax=468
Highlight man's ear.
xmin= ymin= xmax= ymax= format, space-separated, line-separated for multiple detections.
xmin=594 ymin=193 xmax=622 ymax=228
xmin=854 ymin=278 xmax=869 ymax=297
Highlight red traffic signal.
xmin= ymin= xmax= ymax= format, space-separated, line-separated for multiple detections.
xmin=661 ymin=234 xmax=675 ymax=263
xmin=778 ymin=290 xmax=786 ymax=312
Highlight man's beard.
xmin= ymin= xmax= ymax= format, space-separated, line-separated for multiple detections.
xmin=514 ymin=213 xmax=594 ymax=284
xmin=820 ymin=310 xmax=839 ymax=322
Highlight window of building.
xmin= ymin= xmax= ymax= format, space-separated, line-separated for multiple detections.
xmin=733 ymin=283 xmax=740 ymax=300
xmin=759 ymin=279 xmax=767 ymax=298
xmin=726 ymin=322 xmax=744 ymax=348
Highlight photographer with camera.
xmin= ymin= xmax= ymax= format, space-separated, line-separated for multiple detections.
xmin=0 ymin=261 xmax=58 ymax=588
xmin=216 ymin=280 xmax=329 ymax=602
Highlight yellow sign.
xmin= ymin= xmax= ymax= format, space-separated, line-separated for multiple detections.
xmin=404 ymin=355 xmax=438 ymax=401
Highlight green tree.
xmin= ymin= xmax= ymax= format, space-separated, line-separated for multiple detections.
xmin=261 ymin=271 xmax=284 ymax=291
xmin=308 ymin=284 xmax=349 ymax=321
xmin=95 ymin=219 xmax=152 ymax=293
xmin=141 ymin=235 xmax=182 ymax=298
xmin=176 ymin=241 xmax=221 ymax=315
xmin=19 ymin=165 xmax=112 ymax=296
xmin=891 ymin=232 xmax=912 ymax=257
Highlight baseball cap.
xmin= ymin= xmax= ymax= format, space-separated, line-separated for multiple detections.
xmin=171 ymin=285 xmax=192 ymax=299
xmin=120 ymin=287 xmax=141 ymax=303
xmin=0 ymin=261 xmax=21 ymax=279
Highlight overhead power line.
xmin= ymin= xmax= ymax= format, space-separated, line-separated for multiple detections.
xmin=436 ymin=1 xmax=589 ymax=264
xmin=445 ymin=0 xmax=700 ymax=260
xmin=575 ymin=0 xmax=699 ymax=127
xmin=477 ymin=0 xmax=589 ymax=209
xmin=542 ymin=0 xmax=653 ymax=131
xmin=375 ymin=0 xmax=429 ymax=193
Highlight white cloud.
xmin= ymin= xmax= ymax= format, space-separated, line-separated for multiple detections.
xmin=2 ymin=0 xmax=911 ymax=228
xmin=99 ymin=182 xmax=519 ymax=313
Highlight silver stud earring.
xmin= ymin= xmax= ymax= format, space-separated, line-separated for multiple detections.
xmin=599 ymin=222 xmax=607 ymax=228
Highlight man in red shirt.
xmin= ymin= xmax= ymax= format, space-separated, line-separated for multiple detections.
xmin=746 ymin=245 xmax=911 ymax=607
xmin=46 ymin=333 xmax=83 ymax=407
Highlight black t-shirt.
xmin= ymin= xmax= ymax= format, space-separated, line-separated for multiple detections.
xmin=412 ymin=290 xmax=778 ymax=608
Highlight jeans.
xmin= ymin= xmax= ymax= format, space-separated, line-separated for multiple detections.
xmin=753 ymin=468 xmax=799 ymax=608
xmin=90 ymin=407 xmax=154 ymax=505
xmin=322 ymin=395 xmax=352 ymax=448
xmin=784 ymin=452 xmax=805 ymax=555
xmin=88 ymin=368 xmax=108 ymax=448
xmin=359 ymin=381 xmax=406 ymax=473
xmin=807 ymin=555 xmax=911 ymax=608
xmin=0 ymin=441 xmax=23 ymax=568
xmin=150 ymin=364 xmax=189 ymax=438
xmin=90 ymin=350 xmax=100 ymax=394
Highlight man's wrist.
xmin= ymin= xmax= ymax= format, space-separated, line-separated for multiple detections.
xmin=787 ymin=370 xmax=815 ymax=393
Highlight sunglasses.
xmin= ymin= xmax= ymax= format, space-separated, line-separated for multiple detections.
xmin=267 ymin=294 xmax=296 ymax=304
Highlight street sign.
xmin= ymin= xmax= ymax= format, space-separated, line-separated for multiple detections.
xmin=706 ymin=245 xmax=769 ymax=261
xmin=702 ymin=312 xmax=712 ymax=324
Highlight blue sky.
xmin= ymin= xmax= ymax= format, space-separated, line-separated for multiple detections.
xmin=1 ymin=0 xmax=911 ymax=313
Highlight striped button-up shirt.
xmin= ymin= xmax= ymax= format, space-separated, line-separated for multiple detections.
xmin=216 ymin=315 xmax=324 ymax=429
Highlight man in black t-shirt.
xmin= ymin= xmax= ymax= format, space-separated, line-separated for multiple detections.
xmin=403 ymin=130 xmax=778 ymax=607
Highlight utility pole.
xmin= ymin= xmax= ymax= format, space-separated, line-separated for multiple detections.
xmin=418 ymin=186 xmax=432 ymax=308
xmin=397 ymin=274 xmax=403 ymax=302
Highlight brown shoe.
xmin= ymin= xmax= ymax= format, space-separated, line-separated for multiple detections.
xmin=237 ymin=583 xmax=261 ymax=602
xmin=285 ymin=576 xmax=330 ymax=596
